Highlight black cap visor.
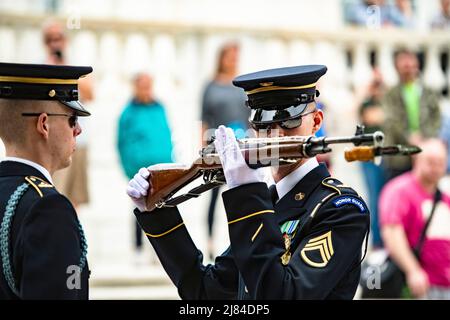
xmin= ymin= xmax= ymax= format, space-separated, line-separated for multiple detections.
xmin=59 ymin=100 xmax=91 ymax=116
xmin=250 ymin=102 xmax=311 ymax=124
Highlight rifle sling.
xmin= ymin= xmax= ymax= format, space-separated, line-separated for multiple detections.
xmin=163 ymin=175 xmax=225 ymax=207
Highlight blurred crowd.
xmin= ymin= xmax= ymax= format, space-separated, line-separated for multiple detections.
xmin=356 ymin=48 xmax=450 ymax=299
xmin=345 ymin=0 xmax=450 ymax=30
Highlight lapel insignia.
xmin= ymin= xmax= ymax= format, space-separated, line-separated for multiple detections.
xmin=27 ymin=176 xmax=53 ymax=188
xmin=28 ymin=176 xmax=53 ymax=187
xmin=300 ymin=231 xmax=334 ymax=268
xmin=38 ymin=181 xmax=53 ymax=188
xmin=25 ymin=176 xmax=54 ymax=197
xmin=294 ymin=192 xmax=305 ymax=201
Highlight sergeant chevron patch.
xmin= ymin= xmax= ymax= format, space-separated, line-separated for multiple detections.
xmin=300 ymin=231 xmax=334 ymax=268
xmin=332 ymin=196 xmax=367 ymax=213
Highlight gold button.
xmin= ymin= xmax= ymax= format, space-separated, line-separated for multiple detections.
xmin=295 ymin=192 xmax=305 ymax=201
xmin=48 ymin=89 xmax=56 ymax=97
xmin=327 ymin=179 xmax=334 ymax=184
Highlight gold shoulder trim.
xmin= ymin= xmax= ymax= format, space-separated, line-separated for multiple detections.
xmin=28 ymin=176 xmax=53 ymax=187
xmin=25 ymin=176 xmax=43 ymax=197
xmin=310 ymin=192 xmax=338 ymax=218
xmin=321 ymin=178 xmax=342 ymax=195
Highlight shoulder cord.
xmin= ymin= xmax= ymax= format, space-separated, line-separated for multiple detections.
xmin=0 ymin=183 xmax=88 ymax=296
xmin=0 ymin=183 xmax=29 ymax=296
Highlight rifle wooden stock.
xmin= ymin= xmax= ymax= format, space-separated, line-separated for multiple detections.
xmin=145 ymin=159 xmax=221 ymax=211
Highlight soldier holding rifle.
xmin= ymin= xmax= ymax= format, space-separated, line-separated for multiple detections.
xmin=127 ymin=65 xmax=371 ymax=299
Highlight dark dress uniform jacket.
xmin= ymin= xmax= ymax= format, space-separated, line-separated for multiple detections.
xmin=0 ymin=161 xmax=89 ymax=299
xmin=135 ymin=164 xmax=370 ymax=299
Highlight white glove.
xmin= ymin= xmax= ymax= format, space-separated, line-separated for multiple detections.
xmin=126 ymin=167 xmax=150 ymax=212
xmin=214 ymin=125 xmax=268 ymax=189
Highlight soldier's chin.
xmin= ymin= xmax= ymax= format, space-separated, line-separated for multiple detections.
xmin=274 ymin=159 xmax=302 ymax=171
xmin=268 ymin=161 xmax=291 ymax=171
xmin=280 ymin=159 xmax=301 ymax=166
xmin=61 ymin=157 xmax=72 ymax=170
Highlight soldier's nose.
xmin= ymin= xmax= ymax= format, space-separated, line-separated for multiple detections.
xmin=270 ymin=123 xmax=285 ymax=137
xmin=74 ymin=123 xmax=82 ymax=137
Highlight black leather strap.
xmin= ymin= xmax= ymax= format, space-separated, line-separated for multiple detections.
xmin=163 ymin=173 xmax=225 ymax=207
xmin=414 ymin=188 xmax=441 ymax=257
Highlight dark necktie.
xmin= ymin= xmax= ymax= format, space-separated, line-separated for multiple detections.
xmin=269 ymin=184 xmax=279 ymax=204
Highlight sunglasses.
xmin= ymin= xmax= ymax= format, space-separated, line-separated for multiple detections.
xmin=22 ymin=113 xmax=78 ymax=128
xmin=250 ymin=109 xmax=317 ymax=131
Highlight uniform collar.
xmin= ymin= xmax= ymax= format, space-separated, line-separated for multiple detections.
xmin=274 ymin=163 xmax=331 ymax=223
xmin=0 ymin=157 xmax=53 ymax=184
xmin=275 ymin=157 xmax=319 ymax=201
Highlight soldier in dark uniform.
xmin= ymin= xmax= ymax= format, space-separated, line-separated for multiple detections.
xmin=0 ymin=62 xmax=91 ymax=299
xmin=127 ymin=65 xmax=370 ymax=299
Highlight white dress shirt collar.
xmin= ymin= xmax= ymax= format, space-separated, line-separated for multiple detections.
xmin=275 ymin=157 xmax=319 ymax=201
xmin=1 ymin=156 xmax=53 ymax=184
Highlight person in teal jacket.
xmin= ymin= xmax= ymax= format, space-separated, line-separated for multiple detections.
xmin=117 ymin=73 xmax=173 ymax=258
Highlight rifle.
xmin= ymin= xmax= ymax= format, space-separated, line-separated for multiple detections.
xmin=144 ymin=125 xmax=420 ymax=212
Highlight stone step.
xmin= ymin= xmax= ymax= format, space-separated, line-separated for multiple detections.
xmin=89 ymin=263 xmax=172 ymax=287
xmin=90 ymin=285 xmax=179 ymax=300
xmin=88 ymin=263 xmax=179 ymax=300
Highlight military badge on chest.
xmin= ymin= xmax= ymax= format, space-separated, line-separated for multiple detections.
xmin=279 ymin=219 xmax=300 ymax=265
xmin=278 ymin=220 xmax=335 ymax=268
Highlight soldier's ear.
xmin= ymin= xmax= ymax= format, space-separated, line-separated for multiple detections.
xmin=311 ymin=109 xmax=323 ymax=135
xmin=36 ymin=113 xmax=50 ymax=139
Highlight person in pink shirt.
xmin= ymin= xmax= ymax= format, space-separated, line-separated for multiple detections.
xmin=379 ymin=138 xmax=450 ymax=299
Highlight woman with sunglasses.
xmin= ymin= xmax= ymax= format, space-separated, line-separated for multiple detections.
xmin=128 ymin=65 xmax=370 ymax=300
